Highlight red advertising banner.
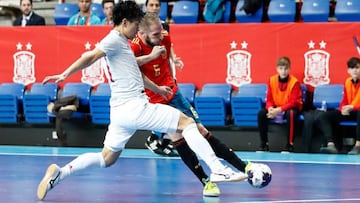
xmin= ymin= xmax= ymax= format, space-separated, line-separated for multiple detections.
xmin=0 ymin=23 xmax=359 ymax=91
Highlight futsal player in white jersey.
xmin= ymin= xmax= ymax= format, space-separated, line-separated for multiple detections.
xmin=36 ymin=1 xmax=247 ymax=201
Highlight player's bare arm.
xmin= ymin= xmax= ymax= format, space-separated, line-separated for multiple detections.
xmin=136 ymin=45 xmax=166 ymax=66
xmin=142 ymin=73 xmax=172 ymax=99
xmin=43 ymin=48 xmax=105 ymax=84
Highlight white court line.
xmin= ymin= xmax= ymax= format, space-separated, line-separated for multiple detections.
xmin=231 ymin=198 xmax=360 ymax=203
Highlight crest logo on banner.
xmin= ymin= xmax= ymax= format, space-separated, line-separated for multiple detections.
xmin=226 ymin=40 xmax=252 ymax=87
xmin=81 ymin=41 xmax=105 ymax=86
xmin=303 ymin=40 xmax=330 ymax=87
xmin=13 ymin=42 xmax=36 ymax=85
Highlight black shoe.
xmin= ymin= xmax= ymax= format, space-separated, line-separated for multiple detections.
xmin=320 ymin=145 xmax=338 ymax=154
xmin=282 ymin=144 xmax=294 ymax=153
xmin=160 ymin=138 xmax=179 ymax=157
xmin=145 ymin=135 xmax=178 ymax=157
xmin=348 ymin=146 xmax=360 ymax=155
xmin=258 ymin=143 xmax=269 ymax=152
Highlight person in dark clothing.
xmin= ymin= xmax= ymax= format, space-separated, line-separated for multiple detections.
xmin=257 ymin=56 xmax=303 ymax=152
xmin=13 ymin=0 xmax=45 ymax=26
xmin=318 ymin=57 xmax=360 ymax=154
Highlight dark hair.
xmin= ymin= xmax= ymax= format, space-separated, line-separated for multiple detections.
xmin=347 ymin=57 xmax=360 ymax=69
xmin=20 ymin=0 xmax=33 ymax=5
xmin=112 ymin=1 xmax=144 ymax=26
xmin=102 ymin=0 xmax=115 ymax=8
xmin=145 ymin=0 xmax=160 ymax=6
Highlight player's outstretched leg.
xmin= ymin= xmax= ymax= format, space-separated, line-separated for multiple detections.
xmin=37 ymin=164 xmax=61 ymax=200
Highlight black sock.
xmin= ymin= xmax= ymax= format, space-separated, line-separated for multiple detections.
xmin=205 ymin=132 xmax=247 ymax=172
xmin=173 ymin=138 xmax=208 ymax=186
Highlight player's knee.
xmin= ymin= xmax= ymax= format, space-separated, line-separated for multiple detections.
xmin=178 ymin=114 xmax=195 ymax=130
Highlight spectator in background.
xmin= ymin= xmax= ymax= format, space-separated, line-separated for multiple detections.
xmin=318 ymin=57 xmax=360 ymax=155
xmin=13 ymin=0 xmax=45 ymax=26
xmin=67 ymin=0 xmax=101 ymax=26
xmin=257 ymin=56 xmax=303 ymax=152
xmin=101 ymin=0 xmax=115 ymax=25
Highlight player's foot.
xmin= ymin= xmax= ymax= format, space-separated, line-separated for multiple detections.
xmin=145 ymin=135 xmax=178 ymax=157
xmin=161 ymin=138 xmax=178 ymax=157
xmin=348 ymin=145 xmax=360 ymax=155
xmin=210 ymin=166 xmax=248 ymax=183
xmin=245 ymin=160 xmax=253 ymax=173
xmin=37 ymin=164 xmax=61 ymax=200
xmin=257 ymin=143 xmax=269 ymax=152
xmin=320 ymin=144 xmax=338 ymax=154
xmin=203 ymin=179 xmax=220 ymax=197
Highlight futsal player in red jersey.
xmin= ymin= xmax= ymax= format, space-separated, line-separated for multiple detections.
xmin=129 ymin=12 xmax=252 ymax=197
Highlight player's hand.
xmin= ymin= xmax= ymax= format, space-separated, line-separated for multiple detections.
xmin=341 ymin=105 xmax=353 ymax=115
xmin=173 ymin=56 xmax=184 ymax=70
xmin=151 ymin=46 xmax=166 ymax=58
xmin=42 ymin=74 xmax=66 ymax=84
xmin=157 ymin=85 xmax=173 ymax=100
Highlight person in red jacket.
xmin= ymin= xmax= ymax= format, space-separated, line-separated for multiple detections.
xmin=319 ymin=57 xmax=360 ymax=154
xmin=257 ymin=56 xmax=303 ymax=152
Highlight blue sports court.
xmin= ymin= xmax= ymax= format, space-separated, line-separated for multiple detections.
xmin=0 ymin=145 xmax=359 ymax=203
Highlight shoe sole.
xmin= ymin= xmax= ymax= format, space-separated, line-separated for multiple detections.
xmin=37 ymin=164 xmax=60 ymax=200
xmin=203 ymin=193 xmax=220 ymax=197
xmin=145 ymin=143 xmax=179 ymax=157
xmin=211 ymin=174 xmax=248 ymax=183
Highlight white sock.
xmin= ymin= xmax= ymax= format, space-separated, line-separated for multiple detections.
xmin=182 ymin=123 xmax=225 ymax=173
xmin=59 ymin=152 xmax=106 ymax=180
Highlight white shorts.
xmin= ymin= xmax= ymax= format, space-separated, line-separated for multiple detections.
xmin=103 ymin=97 xmax=180 ymax=152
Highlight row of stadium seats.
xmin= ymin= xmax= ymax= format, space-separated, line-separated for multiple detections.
xmin=0 ymin=82 xmax=355 ymax=127
xmin=53 ymin=0 xmax=360 ymax=25
xmin=176 ymin=83 xmax=355 ymax=127
xmin=234 ymin=0 xmax=360 ymax=23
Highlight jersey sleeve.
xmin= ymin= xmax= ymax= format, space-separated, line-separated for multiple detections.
xmin=129 ymin=38 xmax=142 ymax=57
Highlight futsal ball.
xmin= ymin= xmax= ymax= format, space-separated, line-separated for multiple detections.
xmin=247 ymin=163 xmax=272 ymax=188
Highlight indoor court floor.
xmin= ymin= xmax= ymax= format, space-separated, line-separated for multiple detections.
xmin=0 ymin=145 xmax=359 ymax=203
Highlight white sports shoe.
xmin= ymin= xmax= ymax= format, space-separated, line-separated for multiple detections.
xmin=210 ymin=166 xmax=248 ymax=183
xmin=37 ymin=164 xmax=61 ymax=200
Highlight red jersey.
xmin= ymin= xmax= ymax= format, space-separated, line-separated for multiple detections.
xmin=129 ymin=33 xmax=178 ymax=104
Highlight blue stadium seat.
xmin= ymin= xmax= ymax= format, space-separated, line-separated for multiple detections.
xmin=301 ymin=0 xmax=330 ymax=22
xmin=60 ymin=83 xmax=92 ymax=118
xmin=194 ymin=83 xmax=232 ymax=126
xmin=231 ymin=84 xmax=267 ymax=127
xmin=335 ymin=0 xmax=360 ymax=22
xmin=53 ymin=3 xmax=79 ymax=25
xmin=313 ymin=84 xmax=343 ymax=109
xmin=0 ymin=83 xmax=25 ymax=123
xmin=177 ymin=83 xmax=196 ymax=105
xmin=237 ymin=83 xmax=267 ymax=103
xmin=235 ymin=0 xmax=263 ymax=23
xmin=23 ymin=83 xmax=58 ymax=123
xmin=171 ymin=1 xmax=199 ymax=24
xmin=313 ymin=84 xmax=356 ymax=126
xmin=91 ymin=3 xmax=106 ymax=20
xmin=89 ymin=83 xmax=110 ymax=125
xmin=267 ymin=0 xmax=296 ymax=22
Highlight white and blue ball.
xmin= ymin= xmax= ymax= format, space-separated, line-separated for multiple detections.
xmin=247 ymin=163 xmax=272 ymax=188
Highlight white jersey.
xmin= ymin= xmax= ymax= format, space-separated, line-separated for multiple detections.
xmin=97 ymin=30 xmax=147 ymax=106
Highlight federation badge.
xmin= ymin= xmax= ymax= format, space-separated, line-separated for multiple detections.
xmin=226 ymin=41 xmax=252 ymax=87
xmin=81 ymin=42 xmax=105 ymax=86
xmin=13 ymin=42 xmax=36 ymax=85
xmin=303 ymin=40 xmax=330 ymax=87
